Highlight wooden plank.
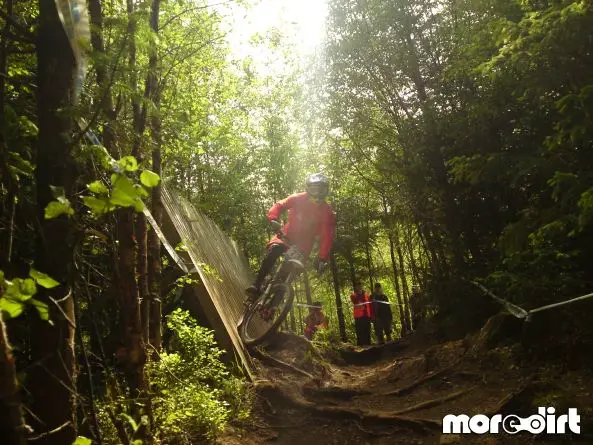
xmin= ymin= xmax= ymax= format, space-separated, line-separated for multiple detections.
xmin=158 ymin=184 xmax=255 ymax=379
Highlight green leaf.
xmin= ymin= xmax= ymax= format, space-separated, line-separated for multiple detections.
xmin=0 ymin=270 xmax=4 ymax=287
xmin=18 ymin=278 xmax=37 ymax=298
xmin=4 ymin=279 xmax=21 ymax=299
xmin=44 ymin=200 xmax=74 ymax=219
xmin=90 ymin=144 xmax=115 ymax=170
xmin=30 ymin=298 xmax=51 ymax=322
xmin=578 ymin=187 xmax=593 ymax=228
xmin=87 ymin=180 xmax=109 ymax=195
xmin=140 ymin=170 xmax=160 ymax=188
xmin=132 ymin=199 xmax=145 ymax=212
xmin=30 ymin=269 xmax=60 ymax=289
xmin=72 ymin=436 xmax=92 ymax=445
xmin=121 ymin=413 xmax=138 ymax=432
xmin=117 ymin=156 xmax=138 ymax=172
xmin=136 ymin=186 xmax=149 ymax=198
xmin=83 ymin=196 xmax=111 ymax=216
xmin=0 ymin=298 xmax=24 ymax=318
xmin=49 ymin=185 xmax=66 ymax=199
xmin=111 ymin=175 xmax=140 ymax=207
xmin=19 ymin=115 xmax=38 ymax=136
xmin=7 ymin=152 xmax=34 ymax=180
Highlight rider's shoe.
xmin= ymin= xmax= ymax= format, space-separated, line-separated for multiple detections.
xmin=244 ymin=285 xmax=259 ymax=306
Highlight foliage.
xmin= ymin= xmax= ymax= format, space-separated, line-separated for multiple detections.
xmin=0 ymin=268 xmax=57 ymax=321
xmin=311 ymin=324 xmax=341 ymax=351
xmin=145 ymin=310 xmax=251 ymax=443
xmin=323 ymin=0 xmax=593 ymax=336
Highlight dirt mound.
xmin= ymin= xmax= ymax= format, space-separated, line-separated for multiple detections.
xmin=260 ymin=331 xmax=331 ymax=377
xmin=469 ymin=313 xmax=524 ymax=353
xmin=337 ymin=340 xmax=410 ymax=365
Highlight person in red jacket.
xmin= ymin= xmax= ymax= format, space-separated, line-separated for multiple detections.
xmin=245 ymin=173 xmax=335 ymax=302
xmin=350 ymin=280 xmax=373 ymax=346
xmin=303 ymin=301 xmax=329 ymax=341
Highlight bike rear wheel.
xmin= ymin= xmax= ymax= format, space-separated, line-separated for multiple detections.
xmin=239 ymin=282 xmax=294 ymax=347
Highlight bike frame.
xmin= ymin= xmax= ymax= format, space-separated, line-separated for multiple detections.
xmin=238 ymin=232 xmax=307 ymax=347
xmin=260 ymin=242 xmax=305 ymax=306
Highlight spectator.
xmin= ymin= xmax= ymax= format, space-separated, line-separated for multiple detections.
xmin=410 ymin=285 xmax=424 ymax=330
xmin=371 ymin=283 xmax=393 ymax=343
xmin=350 ymin=280 xmax=373 ymax=346
xmin=303 ymin=302 xmax=329 ymax=341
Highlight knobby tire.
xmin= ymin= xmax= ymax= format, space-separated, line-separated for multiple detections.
xmin=239 ymin=282 xmax=295 ymax=348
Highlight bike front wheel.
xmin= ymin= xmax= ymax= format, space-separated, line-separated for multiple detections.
xmin=239 ymin=282 xmax=295 ymax=347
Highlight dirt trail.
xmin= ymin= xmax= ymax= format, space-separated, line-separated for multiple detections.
xmin=220 ymin=318 xmax=593 ymax=445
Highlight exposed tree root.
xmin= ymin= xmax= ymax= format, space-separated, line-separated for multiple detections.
xmin=383 ymin=358 xmax=462 ymax=396
xmin=454 ymin=370 xmax=482 ymax=380
xmin=338 ymin=341 xmax=409 ymax=366
xmin=391 ymin=386 xmax=475 ymax=415
xmin=265 ymin=332 xmax=326 ymax=362
xmin=303 ymin=385 xmax=370 ymax=401
xmin=256 ymin=381 xmax=441 ymax=433
xmin=251 ymin=348 xmax=318 ymax=381
xmin=353 ymin=420 xmax=396 ymax=437
xmin=487 ymin=380 xmax=536 ymax=416
xmin=254 ymin=419 xmax=311 ymax=430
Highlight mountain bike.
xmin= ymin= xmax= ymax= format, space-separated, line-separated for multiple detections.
xmin=238 ymin=232 xmax=305 ymax=347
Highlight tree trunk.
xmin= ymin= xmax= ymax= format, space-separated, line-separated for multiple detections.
xmin=0 ymin=313 xmax=26 ymax=445
xmin=113 ymin=0 xmax=147 ymax=398
xmin=330 ymin=252 xmax=347 ymax=342
xmin=346 ymin=250 xmax=356 ymax=288
xmin=143 ymin=0 xmax=163 ymax=352
xmin=116 ymin=209 xmax=146 ymax=392
xmin=0 ymin=0 xmax=14 ymax=268
xmin=29 ymin=2 xmax=77 ymax=442
xmin=388 ymin=231 xmax=408 ymax=334
xmin=295 ymin=282 xmax=303 ymax=334
xmin=382 ymin=197 xmax=408 ymax=334
xmin=289 ymin=305 xmax=296 ymax=333
xmin=127 ymin=0 xmax=144 ymax=160
xmin=364 ymin=235 xmax=374 ymax=290
xmin=395 ymin=226 xmax=412 ymax=331
xmin=88 ymin=0 xmax=116 ymax=149
xmin=148 ymin=119 xmax=163 ymax=349
xmin=302 ymin=271 xmax=312 ymax=305
xmin=416 ymin=223 xmax=438 ymax=275
xmin=137 ymin=216 xmax=150 ymax=344
xmin=404 ymin=226 xmax=420 ymax=285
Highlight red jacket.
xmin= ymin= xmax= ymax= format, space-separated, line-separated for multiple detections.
xmin=267 ymin=192 xmax=335 ymax=261
xmin=350 ymin=291 xmax=373 ymax=319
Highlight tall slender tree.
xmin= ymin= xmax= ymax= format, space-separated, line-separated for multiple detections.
xmin=29 ymin=1 xmax=77 ymax=442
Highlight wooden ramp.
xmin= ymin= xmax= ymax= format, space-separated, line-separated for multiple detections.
xmin=150 ymin=184 xmax=256 ymax=379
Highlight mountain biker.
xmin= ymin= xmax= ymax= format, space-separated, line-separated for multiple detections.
xmin=245 ymin=173 xmax=335 ymax=302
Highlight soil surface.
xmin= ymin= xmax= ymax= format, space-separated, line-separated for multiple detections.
xmin=219 ymin=317 xmax=593 ymax=445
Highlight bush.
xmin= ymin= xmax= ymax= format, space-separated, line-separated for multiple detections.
xmin=145 ymin=309 xmax=251 ymax=444
xmin=311 ymin=326 xmax=341 ymax=352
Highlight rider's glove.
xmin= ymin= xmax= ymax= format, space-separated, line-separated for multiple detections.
xmin=269 ymin=219 xmax=282 ymax=232
xmin=316 ymin=259 xmax=328 ymax=275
